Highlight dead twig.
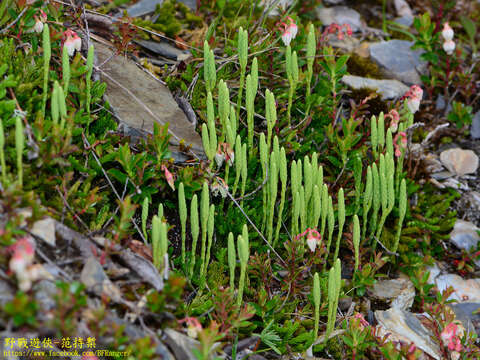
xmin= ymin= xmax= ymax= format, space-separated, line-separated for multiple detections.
xmin=421 ymin=123 xmax=449 ymax=147
xmin=0 ymin=6 xmax=28 ymax=34
xmin=372 ymin=235 xmax=398 ymax=257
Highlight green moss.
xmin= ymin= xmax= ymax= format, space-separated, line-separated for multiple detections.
xmin=207 ymin=261 xmax=228 ymax=289
xmin=314 ymin=335 xmax=344 ymax=359
xmin=347 ymin=53 xmax=383 ymax=79
xmin=401 ymin=183 xmax=458 ymax=258
xmin=133 ymin=0 xmax=203 ymax=38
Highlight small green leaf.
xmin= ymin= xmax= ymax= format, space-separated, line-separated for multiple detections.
xmin=460 ymin=16 xmax=476 ymax=41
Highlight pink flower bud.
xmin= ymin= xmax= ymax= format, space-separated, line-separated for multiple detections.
xmin=393 ymin=132 xmax=407 ymax=157
xmin=407 ymin=97 xmax=420 ymax=114
xmin=63 ymin=29 xmax=82 ymax=57
xmin=287 ymin=17 xmax=298 ymax=39
xmin=215 ymin=149 xmax=225 ymax=168
xmin=344 ymin=24 xmax=353 ymax=36
xmin=353 ymin=312 xmax=369 ymax=330
xmin=405 ymin=85 xmax=423 ymax=113
xmin=9 ymin=237 xmax=35 ymax=274
xmin=443 ymin=39 xmax=455 ymax=55
xmin=39 ymin=10 xmax=47 ymax=22
xmin=161 ymin=164 xmax=175 ymax=191
xmin=297 ymin=228 xmax=321 ymax=252
xmin=33 ymin=18 xmax=44 ymax=33
xmin=179 ymin=317 xmax=202 ymax=338
xmin=306 ymin=232 xmax=319 ymax=252
xmin=442 ymin=22 xmax=454 ymax=41
xmin=410 ymin=85 xmax=423 ymax=99
xmin=441 ymin=323 xmax=462 ymax=352
xmin=281 ymin=28 xmax=292 ymax=46
xmin=224 ymin=143 xmax=234 ymax=166
xmin=387 ymin=109 xmax=400 ymax=132
xmin=210 ymin=177 xmax=228 ymax=198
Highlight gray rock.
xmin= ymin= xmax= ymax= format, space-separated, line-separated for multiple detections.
xmin=426 ymin=262 xmax=442 ymax=285
xmin=31 ymin=217 xmax=56 ymax=246
xmin=163 ymin=328 xmax=200 ymax=360
xmin=393 ymin=16 xmax=413 ymax=27
xmin=126 ymin=0 xmax=196 ymax=17
xmin=135 ymin=40 xmax=191 ymax=62
xmin=431 ymin=170 xmax=454 ymax=180
xmin=94 ymin=314 xmax=175 ymax=359
xmin=80 ymin=256 xmax=122 ymax=302
xmin=342 ymin=75 xmax=409 ymax=100
xmin=0 ymin=279 xmax=15 ymax=307
xmin=126 ymin=0 xmax=164 ymax=17
xmin=394 ymin=0 xmax=413 ymax=19
xmin=338 ymin=296 xmax=353 ymax=311
xmin=370 ymin=278 xmax=415 ymax=310
xmin=224 ymin=336 xmax=260 ymax=356
xmin=450 ymin=219 xmax=480 ymax=253
xmin=465 ymin=191 xmax=480 ymax=211
xmin=471 ymin=111 xmax=480 ymax=139
xmin=440 ymin=148 xmax=479 ymax=177
xmin=316 ymin=6 xmax=364 ymax=32
xmin=375 ymin=307 xmax=442 ymax=359
xmin=441 ymin=177 xmax=470 ymax=191
xmin=435 ymin=274 xmax=480 ymax=302
xmin=435 ymin=94 xmax=452 ymax=113
xmin=324 ymin=0 xmax=344 ymax=4
xmin=94 ymin=41 xmax=204 ymax=157
xmin=423 ymin=153 xmax=444 ymax=174
xmin=33 ymin=280 xmax=57 ymax=312
xmin=328 ymin=35 xmax=360 ymax=52
xmin=450 ymin=302 xmax=480 ymax=335
xmin=369 ymin=40 xmax=425 ymax=85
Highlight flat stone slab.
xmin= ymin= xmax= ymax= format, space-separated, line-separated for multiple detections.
xmin=94 ymin=41 xmax=203 ymax=157
xmin=435 ymin=274 xmax=480 ymax=302
xmin=440 ymin=148 xmax=479 ymax=177
xmin=316 ymin=6 xmax=364 ymax=32
xmin=450 ymin=302 xmax=480 ymax=336
xmin=342 ymin=75 xmax=409 ymax=100
xmin=450 ymin=220 xmax=480 ymax=253
xmin=375 ymin=307 xmax=442 ymax=359
xmin=471 ymin=111 xmax=480 ymax=139
xmin=369 ymin=40 xmax=425 ymax=85
xmin=127 ymin=0 xmax=164 ymax=17
xmin=370 ymin=278 xmax=415 ymax=310
xmin=135 ymin=39 xmax=191 ymax=61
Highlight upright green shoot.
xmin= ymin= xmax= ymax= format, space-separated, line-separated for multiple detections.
xmin=228 ymin=232 xmax=236 ymax=290
xmin=312 ymin=272 xmax=321 ymax=342
xmin=306 ymin=24 xmax=316 ymax=117
xmin=141 ymin=197 xmax=149 ymax=243
xmin=15 ymin=116 xmax=23 ymax=187
xmin=42 ymin=24 xmax=51 ymax=117
xmin=179 ymin=182 xmax=187 ymax=266
xmin=236 ymin=27 xmax=248 ymax=121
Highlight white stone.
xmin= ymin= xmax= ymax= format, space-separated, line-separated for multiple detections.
xmin=375 ymin=307 xmax=442 ymax=359
xmin=370 ymin=278 xmax=415 ymax=310
xmin=316 ymin=6 xmax=364 ymax=32
xmin=450 ymin=220 xmax=480 ymax=251
xmin=31 ymin=217 xmax=56 ymax=246
xmin=440 ymin=148 xmax=479 ymax=177
xmin=435 ymin=274 xmax=480 ymax=302
xmin=342 ymin=75 xmax=409 ymax=100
